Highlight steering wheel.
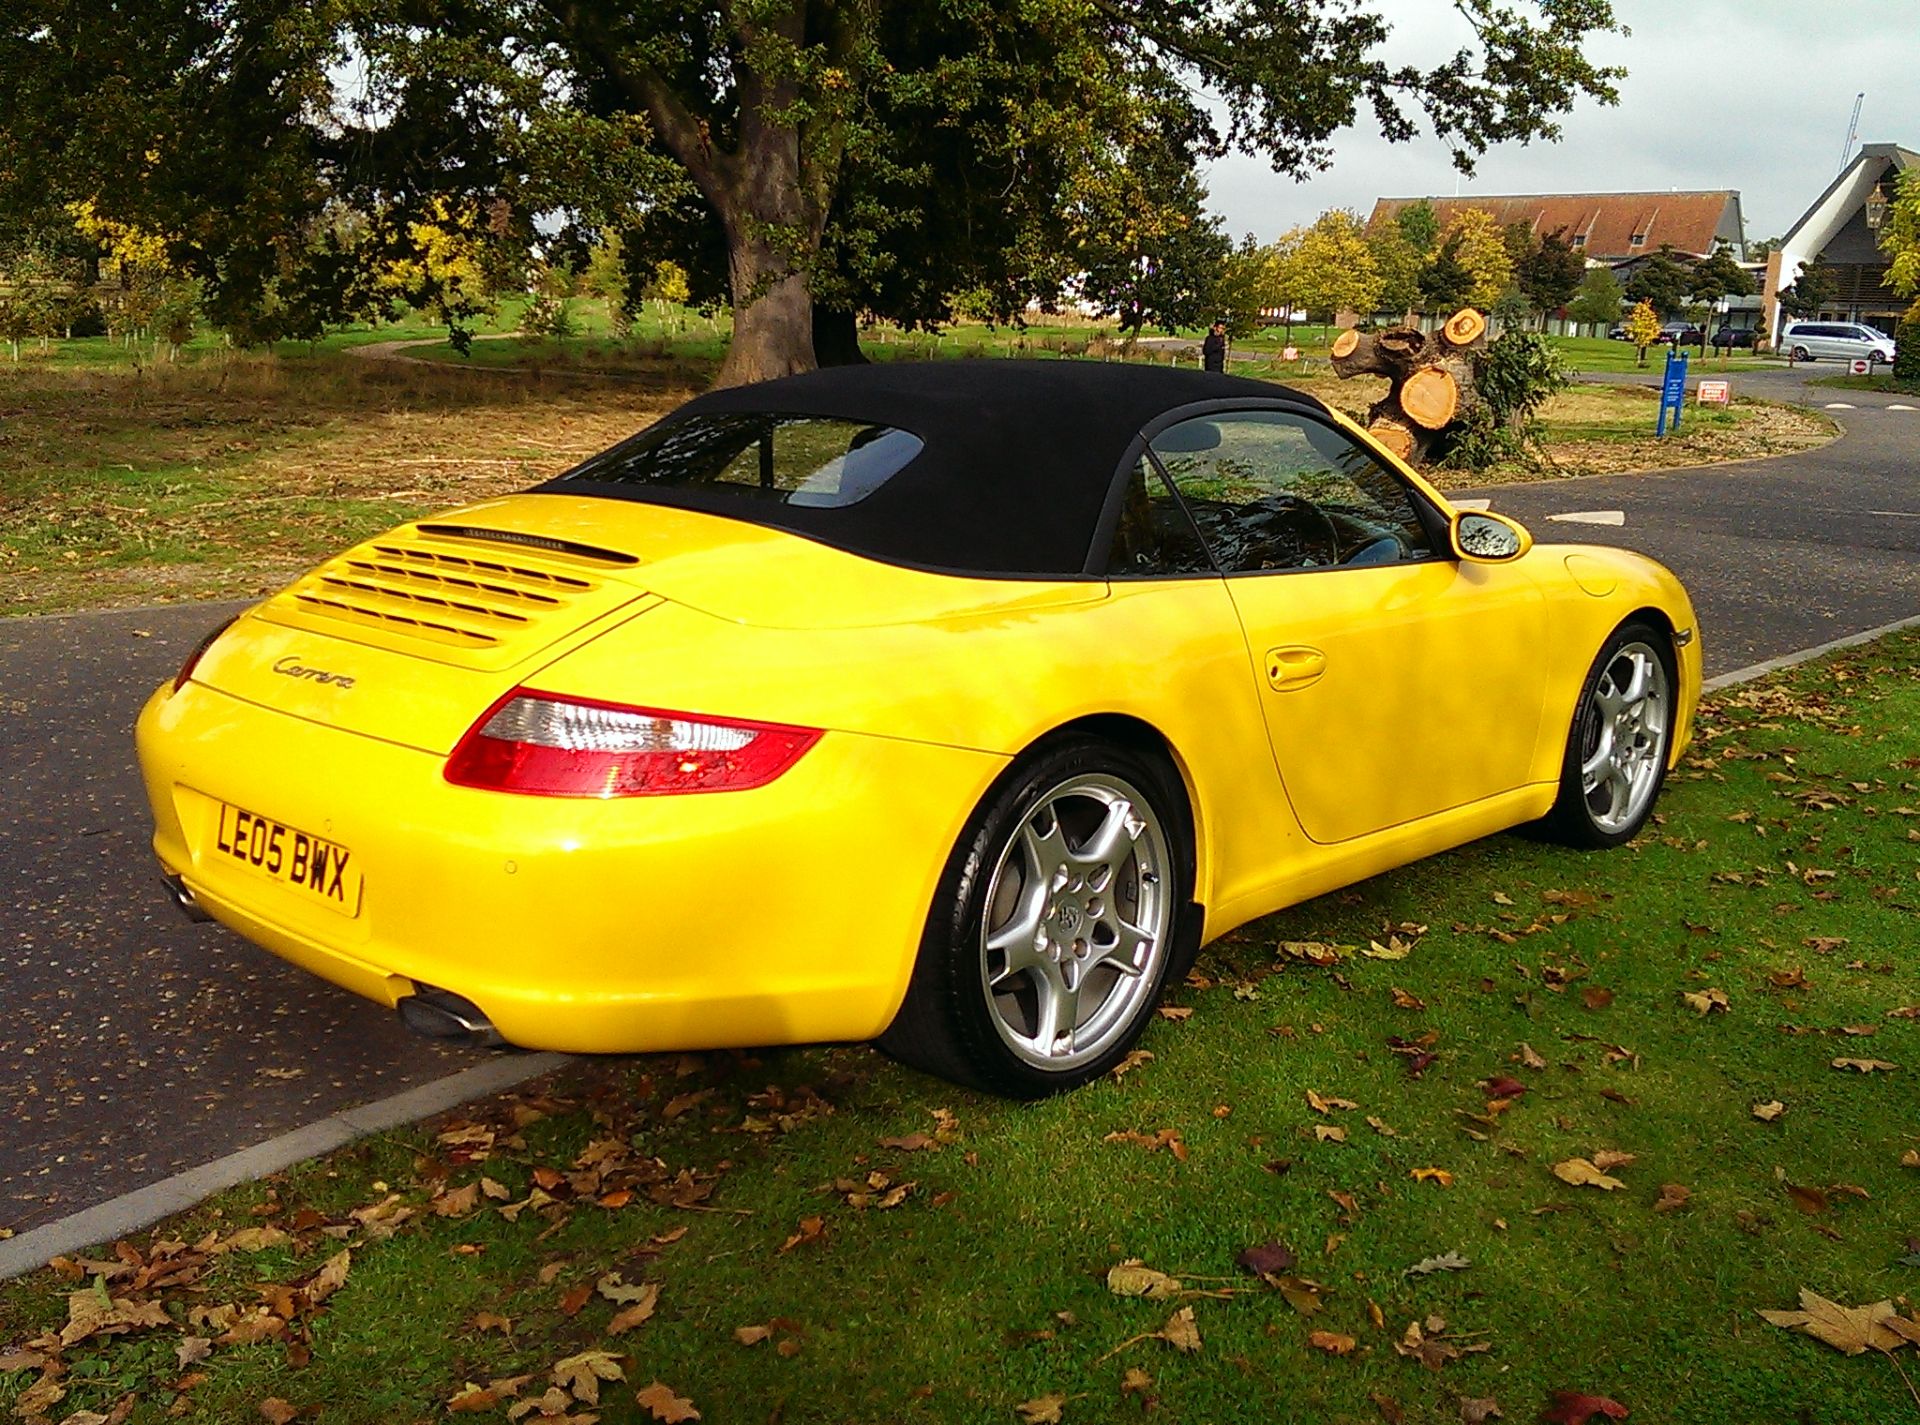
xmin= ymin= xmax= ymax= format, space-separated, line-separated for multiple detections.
xmin=1268 ymin=493 xmax=1342 ymax=568
xmin=1341 ymin=531 xmax=1411 ymax=566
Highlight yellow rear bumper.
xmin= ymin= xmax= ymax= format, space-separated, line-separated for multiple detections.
xmin=137 ymin=681 xmax=1001 ymax=1053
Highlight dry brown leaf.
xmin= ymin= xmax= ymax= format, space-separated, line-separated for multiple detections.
xmin=551 ymin=1349 xmax=624 ymax=1405
xmin=1307 ymin=1089 xmax=1359 ymax=1114
xmin=778 ymin=1216 xmax=825 ymax=1254
xmin=635 ymin=1381 xmax=701 ymax=1423
xmin=1111 ymin=1049 xmax=1154 ymax=1079
xmin=1121 ymin=1367 xmax=1154 ymax=1395
xmin=258 ymin=1400 xmax=298 ymax=1425
xmin=596 ymin=1272 xmax=653 ymax=1305
xmin=1832 ymin=1058 xmax=1898 ymax=1073
xmin=1590 ymin=1150 xmax=1637 ymax=1172
xmin=1314 ymin=1125 xmax=1348 ymax=1144
xmin=1653 ymin=1183 xmax=1691 ymax=1213
xmin=1681 ymin=988 xmax=1730 ymax=1015
xmin=1752 ymin=1100 xmax=1786 ymax=1122
xmin=1308 ymin=1330 xmax=1357 ymax=1355
xmin=1551 ymin=1158 xmax=1625 ymax=1191
xmin=1158 ymin=1306 xmax=1202 ymax=1354
xmin=733 ymin=1325 xmax=773 ymax=1346
xmin=1106 ymin=1261 xmax=1182 ymax=1299
xmin=1900 ymin=1150 xmax=1920 ymax=1169
xmin=878 ymin=1132 xmax=934 ymax=1151
xmin=1517 ymin=1043 xmax=1547 ymax=1070
xmin=1015 ymin=1395 xmax=1067 ymax=1425
xmin=1458 ymin=1398 xmax=1503 ymax=1423
xmin=608 ymin=1286 xmax=661 ymax=1335
xmin=1366 ymin=1115 xmax=1399 ymax=1137
xmin=1410 ymin=1167 xmax=1454 ymax=1187
xmin=1758 ymin=1288 xmax=1909 ymax=1355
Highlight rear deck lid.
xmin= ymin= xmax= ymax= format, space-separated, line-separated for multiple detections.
xmin=253 ymin=519 xmax=652 ymax=671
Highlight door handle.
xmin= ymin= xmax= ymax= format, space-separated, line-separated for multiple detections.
xmin=1265 ymin=645 xmax=1328 ymax=689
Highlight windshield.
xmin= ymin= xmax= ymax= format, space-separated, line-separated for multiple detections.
xmin=552 ymin=413 xmax=924 ymax=510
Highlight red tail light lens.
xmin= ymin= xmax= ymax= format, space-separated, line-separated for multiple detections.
xmin=173 ymin=617 xmax=237 ymax=693
xmin=445 ymin=691 xmax=821 ymax=797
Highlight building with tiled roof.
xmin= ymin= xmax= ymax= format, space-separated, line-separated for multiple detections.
xmin=1366 ymin=191 xmax=1745 ymax=265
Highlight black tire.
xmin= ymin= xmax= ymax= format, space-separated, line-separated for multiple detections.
xmin=878 ymin=734 xmax=1194 ymax=1098
xmin=1791 ymin=345 xmax=1811 ymax=362
xmin=1538 ymin=620 xmax=1678 ymax=850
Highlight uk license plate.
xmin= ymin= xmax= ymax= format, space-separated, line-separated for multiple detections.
xmin=213 ymin=802 xmax=362 ymax=915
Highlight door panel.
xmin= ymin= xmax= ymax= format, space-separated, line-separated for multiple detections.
xmin=1224 ymin=561 xmax=1548 ymax=843
xmin=1148 ymin=407 xmax=1550 ymax=845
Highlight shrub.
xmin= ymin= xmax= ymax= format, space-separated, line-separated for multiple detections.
xmin=1443 ymin=330 xmax=1572 ymax=472
xmin=1895 ymin=317 xmax=1920 ymax=384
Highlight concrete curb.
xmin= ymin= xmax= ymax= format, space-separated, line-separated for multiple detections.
xmin=1701 ymin=611 xmax=1920 ymax=692
xmin=0 ymin=1052 xmax=569 ymax=1281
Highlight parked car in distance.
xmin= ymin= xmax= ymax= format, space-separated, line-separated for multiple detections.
xmin=1657 ymin=322 xmax=1705 ymax=346
xmin=1607 ymin=324 xmax=1629 ymax=341
xmin=1711 ymin=327 xmax=1756 ymax=350
xmin=1781 ymin=322 xmax=1895 ymax=364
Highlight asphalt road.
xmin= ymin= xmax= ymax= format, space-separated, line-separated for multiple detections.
xmin=1 ymin=362 xmax=1913 ymax=1235
xmin=1487 ymin=365 xmax=1920 ymax=671
xmin=0 ymin=606 xmax=480 ymax=1236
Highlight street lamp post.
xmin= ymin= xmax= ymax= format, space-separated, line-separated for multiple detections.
xmin=1866 ymin=182 xmax=1888 ymax=232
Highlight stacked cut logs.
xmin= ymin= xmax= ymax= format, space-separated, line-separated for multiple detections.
xmin=1328 ymin=307 xmax=1488 ymax=465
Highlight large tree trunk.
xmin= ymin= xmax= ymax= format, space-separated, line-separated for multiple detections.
xmin=1329 ymin=308 xmax=1489 ymax=465
xmin=716 ymin=232 xmax=817 ymax=387
xmin=811 ymin=304 xmax=869 ymax=366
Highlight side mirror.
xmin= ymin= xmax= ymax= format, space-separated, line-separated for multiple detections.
xmin=1450 ymin=510 xmax=1533 ymax=563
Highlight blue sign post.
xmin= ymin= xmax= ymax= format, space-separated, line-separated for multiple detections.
xmin=1656 ymin=349 xmax=1689 ymax=437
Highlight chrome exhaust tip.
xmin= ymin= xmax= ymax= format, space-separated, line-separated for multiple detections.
xmin=398 ymin=985 xmax=507 ymax=1048
xmin=161 ymin=870 xmax=213 ymax=923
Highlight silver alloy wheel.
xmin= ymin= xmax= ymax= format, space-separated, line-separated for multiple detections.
xmin=1579 ymin=640 xmax=1671 ymax=835
xmin=978 ymin=772 xmax=1171 ymax=1072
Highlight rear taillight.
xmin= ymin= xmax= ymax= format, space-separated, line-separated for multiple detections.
xmin=444 ymin=691 xmax=821 ymax=797
xmin=173 ymin=617 xmax=237 ymax=693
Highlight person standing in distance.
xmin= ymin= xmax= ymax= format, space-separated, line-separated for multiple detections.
xmin=1202 ymin=320 xmax=1229 ymax=372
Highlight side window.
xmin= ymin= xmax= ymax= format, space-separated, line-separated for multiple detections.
xmin=1107 ymin=456 xmax=1214 ymax=577
xmin=1149 ymin=411 xmax=1434 ymax=575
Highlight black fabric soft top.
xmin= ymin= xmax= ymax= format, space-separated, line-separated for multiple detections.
xmin=536 ymin=359 xmax=1322 ymax=578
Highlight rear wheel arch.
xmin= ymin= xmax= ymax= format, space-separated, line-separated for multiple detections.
xmin=1040 ymin=713 xmax=1206 ymax=917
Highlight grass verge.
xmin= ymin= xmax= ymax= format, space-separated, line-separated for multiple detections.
xmin=4 ymin=631 xmax=1920 ymax=1424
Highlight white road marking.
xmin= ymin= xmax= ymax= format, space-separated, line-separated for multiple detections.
xmin=1824 ymin=402 xmax=1857 ymax=409
xmin=1547 ymin=510 xmax=1626 ymax=526
xmin=1866 ymin=510 xmax=1920 ymax=519
xmin=1451 ymin=498 xmax=1492 ymax=511
xmin=1889 ymin=403 xmax=1917 ymax=411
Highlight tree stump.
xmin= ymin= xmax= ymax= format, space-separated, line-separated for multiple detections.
xmin=1328 ymin=307 xmax=1490 ymax=465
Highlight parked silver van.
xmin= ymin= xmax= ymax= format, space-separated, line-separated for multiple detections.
xmin=1781 ymin=322 xmax=1896 ymax=365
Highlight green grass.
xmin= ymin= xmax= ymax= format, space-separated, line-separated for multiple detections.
xmin=6 ymin=634 xmax=1920 ymax=1423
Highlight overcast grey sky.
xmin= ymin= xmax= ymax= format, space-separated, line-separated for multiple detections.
xmin=1202 ymin=0 xmax=1920 ymax=245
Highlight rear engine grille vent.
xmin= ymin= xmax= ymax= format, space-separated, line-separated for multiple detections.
xmin=415 ymin=523 xmax=639 ymax=566
xmin=286 ymin=534 xmax=611 ymax=650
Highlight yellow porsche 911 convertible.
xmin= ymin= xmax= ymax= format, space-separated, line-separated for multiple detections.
xmin=137 ymin=360 xmax=1700 ymax=1096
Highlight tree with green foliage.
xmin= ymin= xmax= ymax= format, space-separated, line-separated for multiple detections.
xmin=1879 ymin=168 xmax=1920 ymax=319
xmin=1396 ymin=200 xmax=1441 ymax=258
xmin=1624 ymin=243 xmax=1695 ymax=318
xmin=1288 ymin=209 xmax=1381 ymax=333
xmin=1502 ymin=219 xmax=1539 ymax=269
xmin=1436 ymin=208 xmax=1514 ymax=310
xmin=1567 ymin=264 xmax=1623 ymax=329
xmin=1418 ymin=233 xmax=1477 ymax=315
xmin=1518 ymin=230 xmax=1586 ymax=326
xmin=1776 ymin=254 xmax=1833 ymax=322
xmin=1211 ymin=236 xmax=1281 ymax=337
xmin=1443 ymin=327 xmax=1570 ymax=469
xmin=1687 ymin=246 xmax=1755 ymax=351
xmin=1074 ymin=129 xmax=1230 ymax=338
xmin=337 ymin=0 xmax=1624 ymax=384
xmin=1366 ymin=222 xmax=1424 ymax=322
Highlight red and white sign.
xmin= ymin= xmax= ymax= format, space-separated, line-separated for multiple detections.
xmin=1697 ymin=380 xmax=1730 ymax=405
xmin=1282 ymin=345 xmax=1300 ymax=362
xmin=1850 ymin=358 xmax=1872 ymax=375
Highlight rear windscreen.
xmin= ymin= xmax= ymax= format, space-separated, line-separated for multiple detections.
xmin=551 ymin=413 xmax=924 ymax=509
